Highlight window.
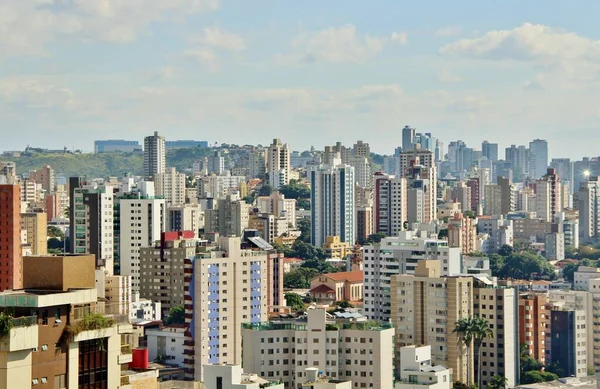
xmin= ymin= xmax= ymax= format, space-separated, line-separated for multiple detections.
xmin=41 ymin=377 xmax=48 ymax=384
xmin=41 ymin=344 xmax=49 ymax=351
xmin=32 ymin=379 xmax=39 ymax=385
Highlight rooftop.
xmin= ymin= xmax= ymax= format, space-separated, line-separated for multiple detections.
xmin=322 ymin=271 xmax=363 ymax=283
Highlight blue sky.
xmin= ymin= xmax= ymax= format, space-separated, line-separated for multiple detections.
xmin=1 ymin=0 xmax=599 ymax=159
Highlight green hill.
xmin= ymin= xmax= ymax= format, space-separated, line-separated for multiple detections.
xmin=9 ymin=147 xmax=219 ymax=178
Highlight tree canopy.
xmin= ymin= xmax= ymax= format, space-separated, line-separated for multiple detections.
xmin=284 ymin=293 xmax=305 ymax=312
xmin=492 ymin=252 xmax=556 ymax=280
xmin=283 ymin=268 xmax=319 ymax=289
xmin=164 ymin=305 xmax=185 ymax=325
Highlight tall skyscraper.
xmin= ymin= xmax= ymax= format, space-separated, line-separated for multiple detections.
xmin=536 ymin=168 xmax=563 ymax=222
xmin=249 ymin=149 xmax=267 ymax=179
xmin=143 ymin=131 xmax=166 ymax=180
xmin=310 ymin=163 xmax=355 ymax=247
xmin=0 ymin=185 xmax=22 ymax=290
xmin=401 ymin=125 xmax=416 ymax=151
xmin=505 ymin=145 xmax=530 ymax=180
xmin=69 ymin=178 xmax=115 ymax=272
xmin=482 ymin=141 xmax=499 ymax=162
xmin=373 ymin=173 xmax=407 ymax=236
xmin=529 ymin=139 xmax=549 ymax=179
xmin=550 ymin=158 xmax=574 ymax=193
xmin=267 ymin=139 xmax=290 ymax=189
xmin=578 ymin=176 xmax=600 ymax=243
xmin=206 ymin=151 xmax=225 ymax=175
xmin=21 ymin=212 xmax=48 ymax=255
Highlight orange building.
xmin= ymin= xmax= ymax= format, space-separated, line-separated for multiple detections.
xmin=309 ymin=271 xmax=363 ymax=304
xmin=0 ymin=184 xmax=22 ymax=290
xmin=519 ymin=292 xmax=549 ymax=364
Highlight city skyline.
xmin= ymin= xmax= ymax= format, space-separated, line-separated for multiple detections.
xmin=1 ymin=1 xmax=599 ymax=157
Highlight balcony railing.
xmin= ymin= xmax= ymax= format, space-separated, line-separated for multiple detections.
xmin=11 ymin=315 xmax=37 ymax=328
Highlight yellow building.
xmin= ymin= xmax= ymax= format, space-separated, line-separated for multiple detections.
xmin=322 ymin=236 xmax=352 ymax=259
xmin=21 ymin=212 xmax=48 ymax=255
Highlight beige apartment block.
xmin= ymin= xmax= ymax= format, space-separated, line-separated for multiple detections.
xmin=21 ymin=212 xmax=48 ymax=255
xmin=242 ymin=308 xmax=394 ymax=389
xmin=390 ymin=260 xmax=473 ymax=384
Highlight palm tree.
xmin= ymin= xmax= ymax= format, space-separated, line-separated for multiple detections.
xmin=488 ymin=375 xmax=507 ymax=389
xmin=472 ymin=316 xmax=494 ymax=389
xmin=453 ymin=318 xmax=475 ymax=385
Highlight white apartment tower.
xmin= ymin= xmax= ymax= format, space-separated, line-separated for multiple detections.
xmin=267 ymin=139 xmax=291 ymax=189
xmin=242 ymin=308 xmax=395 ymax=389
xmin=529 ymin=139 xmax=549 ymax=179
xmin=363 ymin=231 xmax=462 ymax=322
xmin=117 ymin=191 xmax=166 ymax=292
xmin=578 ymin=176 xmax=600 ymax=243
xmin=183 ymin=237 xmax=271 ymax=381
xmin=536 ymin=168 xmax=563 ymax=222
xmin=373 ymin=173 xmax=408 ymax=236
xmin=156 ymin=167 xmax=186 ymax=205
xmin=144 ymin=131 xmax=166 ymax=180
xmin=310 ymin=163 xmax=355 ymax=247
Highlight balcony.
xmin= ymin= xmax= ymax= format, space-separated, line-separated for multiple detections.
xmin=0 ymin=316 xmax=38 ymax=352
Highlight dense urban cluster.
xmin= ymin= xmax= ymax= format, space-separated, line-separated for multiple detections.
xmin=1 ymin=127 xmax=600 ymax=389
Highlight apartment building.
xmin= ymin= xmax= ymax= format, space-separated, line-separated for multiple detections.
xmin=139 ymin=231 xmax=198 ymax=314
xmin=117 ymin=191 xmax=166 ymax=291
xmin=144 ymin=131 xmax=166 ymax=180
xmin=390 ymin=261 xmax=472 ymax=383
xmin=198 ymin=175 xmax=246 ymax=199
xmin=69 ymin=178 xmax=115 ymax=271
xmin=267 ymin=139 xmax=291 ymax=189
xmin=0 ymin=255 xmax=143 ymax=389
xmin=477 ymin=216 xmax=513 ymax=254
xmin=183 ymin=237 xmax=283 ymax=381
xmin=395 ymin=346 xmax=451 ymax=389
xmin=156 ymin=167 xmax=186 ymax=205
xmin=242 ymin=307 xmax=394 ymax=389
xmin=519 ymin=293 xmax=549 ymax=364
xmin=363 ymin=231 xmax=462 ymax=321
xmin=204 ymin=193 xmax=251 ymax=238
xmin=21 ymin=211 xmax=47 ymax=256
xmin=474 ymin=282 xmax=518 ymax=388
xmin=257 ymin=191 xmax=297 ymax=228
xmin=0 ymin=185 xmax=22 ymax=291
xmin=147 ymin=325 xmax=186 ymax=367
xmin=373 ymin=173 xmax=408 ymax=236
xmin=167 ymin=203 xmax=203 ymax=236
xmin=536 ymin=168 xmax=563 ymax=222
xmin=448 ymin=212 xmax=477 ymax=254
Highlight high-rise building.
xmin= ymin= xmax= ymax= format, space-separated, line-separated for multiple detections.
xmin=536 ymin=168 xmax=562 ymax=222
xmin=198 ymin=175 xmax=246 ymax=199
xmin=256 ymin=191 xmax=296 ymax=228
xmin=391 ymin=260 xmax=472 ymax=383
xmin=446 ymin=181 xmax=472 ymax=213
xmin=21 ymin=212 xmax=48 ymax=255
xmin=353 ymin=140 xmax=370 ymax=159
xmin=242 ymin=307 xmax=395 ymax=389
xmin=206 ymin=151 xmax=225 ymax=175
xmin=577 ymin=176 xmax=600 ymax=243
xmin=156 ymin=167 xmax=186 ymax=205
xmin=69 ymin=178 xmax=115 ymax=271
xmin=182 ymin=237 xmax=278 ymax=380
xmin=483 ymin=184 xmax=502 ymax=216
xmin=448 ymin=212 xmax=477 ymax=254
xmin=249 ymin=149 xmax=267 ymax=179
xmin=373 ymin=173 xmax=407 ymax=236
xmin=363 ymin=231 xmax=462 ymax=321
xmin=117 ymin=190 xmax=166 ymax=291
xmin=350 ymin=155 xmax=373 ymax=188
xmin=310 ymin=164 xmax=355 ymax=247
xmin=529 ymin=139 xmax=549 ymax=180
xmin=551 ymin=158 xmax=574 ymax=193
xmin=477 ymin=216 xmax=514 ymax=254
xmin=267 ymin=139 xmax=290 ymax=189
xmin=167 ymin=203 xmax=203 ymax=236
xmin=519 ymin=293 xmax=549 ymax=365
xmin=406 ymin=160 xmax=437 ymax=223
xmin=139 ymin=231 xmax=196 ymax=314
xmin=398 ymin=149 xmax=435 ymax=177
xmin=143 ymin=131 xmax=166 ymax=180
xmin=204 ymin=193 xmax=251 ymax=237
xmin=0 ymin=185 xmax=22 ymax=290
xmin=401 ymin=125 xmax=416 ymax=152
xmin=505 ymin=145 xmax=530 ymax=180
xmin=482 ymin=141 xmax=499 ymax=162
xmin=29 ymin=165 xmax=55 ymax=194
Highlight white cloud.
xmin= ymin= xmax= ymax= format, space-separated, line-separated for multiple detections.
xmin=184 ymin=48 xmax=220 ymax=72
xmin=437 ymin=70 xmax=464 ymax=83
xmin=0 ymin=0 xmax=220 ymax=59
xmin=435 ymin=25 xmax=462 ymax=37
xmin=390 ymin=32 xmax=408 ymax=45
xmin=0 ymin=78 xmax=76 ymax=109
xmin=282 ymin=24 xmax=386 ymax=64
xmin=439 ymin=23 xmax=600 ymax=65
xmin=195 ymin=27 xmax=245 ymax=51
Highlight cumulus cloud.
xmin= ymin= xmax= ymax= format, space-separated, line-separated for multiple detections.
xmin=439 ymin=23 xmax=600 ymax=64
xmin=184 ymin=48 xmax=221 ymax=72
xmin=435 ymin=25 xmax=462 ymax=37
xmin=0 ymin=0 xmax=220 ymax=59
xmin=390 ymin=32 xmax=408 ymax=45
xmin=195 ymin=27 xmax=245 ymax=51
xmin=0 ymin=78 xmax=76 ymax=109
xmin=280 ymin=24 xmax=387 ymax=64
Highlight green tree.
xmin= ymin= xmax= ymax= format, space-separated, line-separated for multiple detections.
xmin=495 ymin=252 xmax=556 ymax=280
xmin=562 ymin=262 xmax=579 ymax=283
xmin=279 ymin=179 xmax=310 ymax=199
xmin=301 ymin=259 xmax=336 ymax=274
xmin=464 ymin=211 xmax=477 ymax=219
xmin=364 ymin=232 xmax=387 ymax=244
xmin=47 ymin=237 xmax=65 ymax=252
xmin=47 ymin=225 xmax=65 ymax=239
xmin=284 ymin=268 xmax=319 ymax=289
xmin=488 ymin=375 xmax=507 ymax=389
xmin=438 ymin=228 xmax=449 ymax=239
xmin=545 ymin=361 xmax=564 ymax=378
xmin=453 ymin=382 xmax=470 ymax=389
xmin=498 ymin=244 xmax=514 ymax=257
xmin=298 ymin=219 xmax=311 ymax=243
xmin=453 ymin=316 xmax=493 ymax=387
xmin=258 ymin=184 xmax=274 ymax=196
xmin=164 ymin=305 xmax=185 ymax=325
xmin=284 ymin=293 xmax=305 ymax=312
xmin=521 ymin=371 xmax=558 ymax=384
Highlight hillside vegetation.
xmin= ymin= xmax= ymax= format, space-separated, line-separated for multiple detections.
xmin=9 ymin=147 xmax=215 ymax=178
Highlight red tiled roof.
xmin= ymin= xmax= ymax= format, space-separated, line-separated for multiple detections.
xmin=310 ymin=285 xmax=335 ymax=294
xmin=284 ymin=257 xmax=303 ymax=263
xmin=323 ymin=271 xmax=363 ymax=283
